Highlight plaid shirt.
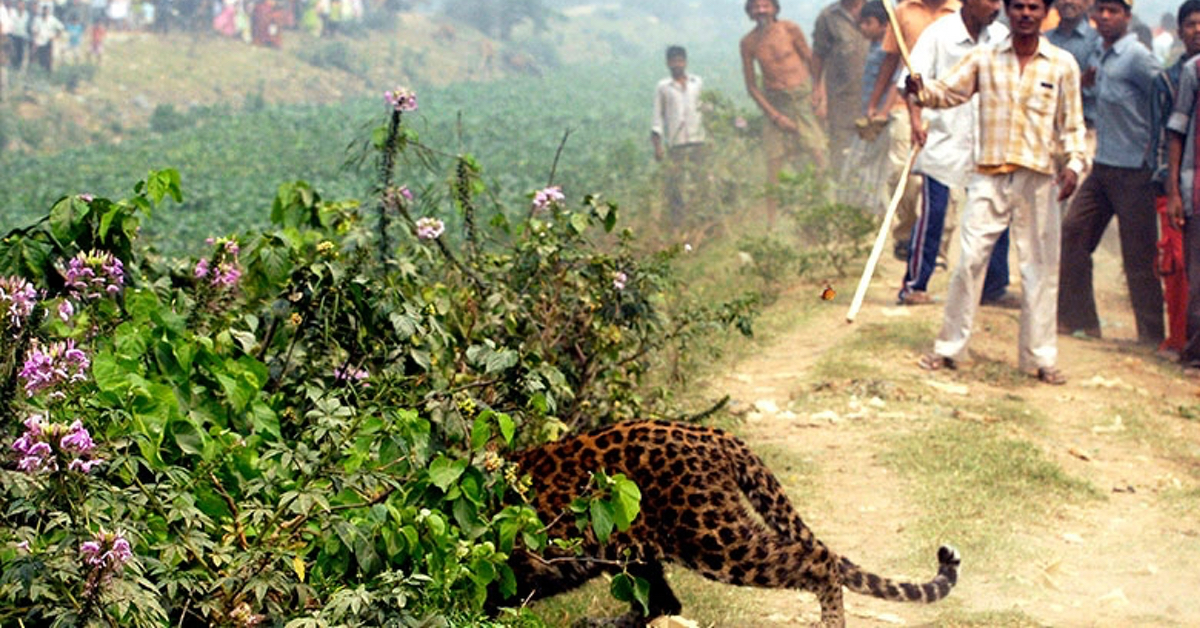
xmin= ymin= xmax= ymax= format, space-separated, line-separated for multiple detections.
xmin=919 ymin=35 xmax=1088 ymax=176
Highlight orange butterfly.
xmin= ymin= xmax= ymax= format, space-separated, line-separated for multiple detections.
xmin=820 ymin=284 xmax=836 ymax=301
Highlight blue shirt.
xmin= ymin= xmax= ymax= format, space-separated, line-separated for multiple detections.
xmin=1047 ymin=18 xmax=1100 ymax=124
xmin=861 ymin=40 xmax=885 ymax=115
xmin=1149 ymin=54 xmax=1193 ymax=191
xmin=1092 ymin=32 xmax=1161 ymax=168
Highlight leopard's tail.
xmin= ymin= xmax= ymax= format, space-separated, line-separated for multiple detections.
xmin=839 ymin=545 xmax=961 ymax=603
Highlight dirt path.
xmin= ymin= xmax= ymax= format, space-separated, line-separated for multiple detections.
xmin=702 ymin=244 xmax=1200 ymax=627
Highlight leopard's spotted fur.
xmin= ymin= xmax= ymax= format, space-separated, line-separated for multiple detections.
xmin=498 ymin=420 xmax=960 ymax=627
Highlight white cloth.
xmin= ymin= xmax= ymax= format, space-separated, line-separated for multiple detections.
xmin=900 ymin=11 xmax=1008 ymax=188
xmin=0 ymin=5 xmax=11 ymax=36
xmin=29 ymin=13 xmax=63 ymax=47
xmin=934 ymin=169 xmax=1061 ymax=370
xmin=651 ymin=74 xmax=706 ymax=148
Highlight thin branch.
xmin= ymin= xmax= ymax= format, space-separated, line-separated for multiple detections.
xmin=546 ymin=128 xmax=573 ymax=187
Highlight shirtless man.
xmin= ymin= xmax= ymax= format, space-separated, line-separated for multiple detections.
xmin=740 ymin=0 xmax=827 ymax=226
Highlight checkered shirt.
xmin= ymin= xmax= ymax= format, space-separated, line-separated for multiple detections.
xmin=919 ymin=35 xmax=1088 ymax=176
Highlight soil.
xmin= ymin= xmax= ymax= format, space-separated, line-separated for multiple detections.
xmin=700 ymin=236 xmax=1200 ymax=627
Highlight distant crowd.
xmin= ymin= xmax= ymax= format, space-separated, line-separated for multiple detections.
xmin=656 ymin=0 xmax=1200 ymax=382
xmin=0 ymin=0 xmax=378 ymax=74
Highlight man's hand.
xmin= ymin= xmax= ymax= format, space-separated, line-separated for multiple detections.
xmin=773 ymin=114 xmax=799 ymax=133
xmin=904 ymin=74 xmax=925 ymax=100
xmin=1167 ymin=192 xmax=1186 ymax=230
xmin=812 ymin=84 xmax=827 ymax=120
xmin=1055 ymin=168 xmax=1079 ymax=201
xmin=1081 ymin=67 xmax=1096 ymax=88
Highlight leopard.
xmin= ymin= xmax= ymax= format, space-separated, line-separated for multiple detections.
xmin=495 ymin=420 xmax=961 ymax=627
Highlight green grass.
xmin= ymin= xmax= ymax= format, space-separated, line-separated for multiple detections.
xmin=929 ymin=608 xmax=1048 ymax=627
xmin=809 ymin=319 xmax=936 ymax=381
xmin=881 ymin=420 xmax=1101 ymax=570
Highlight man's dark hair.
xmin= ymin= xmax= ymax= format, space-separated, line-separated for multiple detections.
xmin=860 ymin=0 xmax=887 ymax=23
xmin=666 ymin=45 xmax=687 ymax=60
xmin=745 ymin=0 xmax=781 ymax=17
xmin=1092 ymin=0 xmax=1130 ymax=13
xmin=1002 ymin=0 xmax=1056 ymax=10
xmin=1180 ymin=0 xmax=1200 ymax=28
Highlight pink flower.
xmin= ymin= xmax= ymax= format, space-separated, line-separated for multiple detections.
xmin=384 ymin=87 xmax=418 ymax=112
xmin=532 ymin=186 xmax=565 ymax=212
xmin=734 ymin=116 xmax=748 ymax=129
xmin=0 ymin=275 xmax=38 ymax=331
xmin=62 ymin=250 xmax=124 ymax=301
xmin=80 ymin=529 xmax=134 ymax=594
xmin=11 ymin=415 xmax=103 ymax=474
xmin=19 ymin=340 xmax=90 ymax=398
xmin=612 ymin=271 xmax=628 ymax=291
xmin=415 ymin=217 xmax=445 ymax=240
xmin=333 ymin=365 xmax=369 ymax=383
xmin=194 ymin=258 xmax=210 ymax=278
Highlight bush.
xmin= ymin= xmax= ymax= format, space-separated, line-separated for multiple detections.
xmin=0 ymin=95 xmax=755 ymax=626
xmin=148 ymin=104 xmax=195 ymax=134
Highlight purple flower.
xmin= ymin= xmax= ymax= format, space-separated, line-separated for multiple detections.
xmin=58 ymin=300 xmax=75 ymax=322
xmin=385 ymin=87 xmax=418 ymax=112
xmin=79 ymin=194 xmax=95 ymax=202
xmin=62 ymin=250 xmax=124 ymax=301
xmin=80 ymin=529 xmax=134 ymax=594
xmin=60 ymin=420 xmax=95 ymax=454
xmin=11 ymin=415 xmax=103 ymax=474
xmin=415 ymin=217 xmax=445 ymax=241
xmin=612 ymin=271 xmax=628 ymax=291
xmin=15 ymin=540 xmax=30 ymax=553
xmin=399 ymin=186 xmax=414 ymax=201
xmin=196 ymin=237 xmax=242 ymax=290
xmin=213 ymin=263 xmax=242 ymax=288
xmin=532 ymin=186 xmax=565 ymax=212
xmin=333 ymin=365 xmax=369 ymax=383
xmin=0 ymin=275 xmax=38 ymax=331
xmin=19 ymin=340 xmax=90 ymax=398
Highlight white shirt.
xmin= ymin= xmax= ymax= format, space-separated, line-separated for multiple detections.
xmin=652 ymin=74 xmax=706 ymax=148
xmin=0 ymin=6 xmax=11 ymax=36
xmin=30 ymin=12 xmax=63 ymax=47
xmin=900 ymin=12 xmax=1008 ymax=187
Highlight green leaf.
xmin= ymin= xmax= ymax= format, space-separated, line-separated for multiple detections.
xmin=470 ymin=415 xmax=491 ymax=451
xmin=611 ymin=475 xmax=642 ymax=530
xmin=428 ymin=456 xmax=467 ymax=492
xmin=496 ymin=412 xmax=515 ymax=446
xmin=590 ymin=500 xmax=615 ymax=544
xmin=569 ymin=211 xmax=589 ymax=235
xmin=610 ymin=574 xmax=650 ymax=616
xmin=167 ymin=418 xmax=205 ymax=456
xmin=485 ymin=349 xmax=518 ymax=374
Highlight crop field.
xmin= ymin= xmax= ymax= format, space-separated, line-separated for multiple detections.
xmin=0 ymin=51 xmax=751 ymax=256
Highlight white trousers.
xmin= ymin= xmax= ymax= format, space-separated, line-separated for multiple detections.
xmin=934 ymin=169 xmax=1061 ymax=371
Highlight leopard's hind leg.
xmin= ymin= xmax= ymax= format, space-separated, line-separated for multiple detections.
xmin=676 ymin=533 xmax=847 ymax=627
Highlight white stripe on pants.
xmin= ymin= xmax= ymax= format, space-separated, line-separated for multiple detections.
xmin=933 ymin=169 xmax=1061 ymax=371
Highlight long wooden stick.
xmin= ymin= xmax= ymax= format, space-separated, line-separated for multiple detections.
xmin=846 ymin=145 xmax=920 ymax=323
xmin=881 ymin=0 xmax=916 ymax=76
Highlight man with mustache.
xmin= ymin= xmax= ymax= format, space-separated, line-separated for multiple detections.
xmin=909 ymin=0 xmax=1086 ymax=385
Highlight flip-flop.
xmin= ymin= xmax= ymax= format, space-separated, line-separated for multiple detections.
xmin=918 ymin=353 xmax=956 ymax=371
xmin=1036 ymin=367 xmax=1067 ymax=385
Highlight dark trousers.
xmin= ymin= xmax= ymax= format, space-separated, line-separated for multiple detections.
xmin=901 ymin=174 xmax=1010 ymax=302
xmin=664 ymin=143 xmax=707 ymax=229
xmin=1058 ymin=163 xmax=1164 ymax=344
xmin=10 ymin=37 xmax=27 ymax=69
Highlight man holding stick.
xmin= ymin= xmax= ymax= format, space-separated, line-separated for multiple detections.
xmin=909 ymin=0 xmax=1086 ymax=385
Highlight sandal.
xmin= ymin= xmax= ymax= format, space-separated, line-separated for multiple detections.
xmin=918 ymin=352 xmax=956 ymax=371
xmin=1036 ymin=366 xmax=1067 ymax=385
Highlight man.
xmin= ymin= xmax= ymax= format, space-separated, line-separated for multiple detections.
xmin=28 ymin=1 xmax=61 ymax=73
xmin=896 ymin=0 xmax=1013 ymax=307
xmin=740 ymin=0 xmax=826 ymax=227
xmin=1149 ymin=0 xmax=1200 ymax=357
xmin=864 ymin=0 xmax=959 ymax=261
xmin=812 ymin=0 xmax=869 ymax=174
xmin=9 ymin=0 xmax=28 ymax=71
xmin=1046 ymin=0 xmax=1100 ymax=127
xmin=651 ymin=45 xmax=707 ymax=230
xmin=1165 ymin=5 xmax=1200 ymax=373
xmin=911 ymin=0 xmax=1086 ymax=385
xmin=1058 ymin=0 xmax=1163 ymax=347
